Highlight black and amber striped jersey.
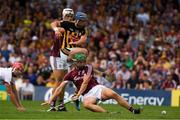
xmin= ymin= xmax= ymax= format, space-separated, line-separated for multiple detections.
xmin=59 ymin=21 xmax=86 ymax=49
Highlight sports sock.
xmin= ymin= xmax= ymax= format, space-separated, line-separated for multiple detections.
xmin=58 ymin=99 xmax=65 ymax=108
xmin=128 ymin=106 xmax=134 ymax=112
xmin=50 ymin=100 xmax=56 ymax=108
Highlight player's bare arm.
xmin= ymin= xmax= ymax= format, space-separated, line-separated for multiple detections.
xmin=51 ymin=20 xmax=65 ymax=37
xmin=4 ymin=82 xmax=25 ymax=112
xmin=11 ymin=83 xmax=25 ymax=110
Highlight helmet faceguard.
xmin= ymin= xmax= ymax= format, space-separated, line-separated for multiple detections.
xmin=75 ymin=12 xmax=87 ymax=28
xmin=62 ymin=8 xmax=74 ymax=20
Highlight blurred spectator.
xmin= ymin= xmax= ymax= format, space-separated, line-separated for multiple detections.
xmin=96 ymin=76 xmax=112 ymax=88
xmin=0 ymin=42 xmax=11 ymax=62
xmin=136 ymin=7 xmax=150 ymax=26
xmin=0 ymin=52 xmax=6 ymax=63
xmin=123 ymin=52 xmax=134 ymax=70
xmin=126 ymin=70 xmax=139 ymax=89
xmin=111 ymin=74 xmax=124 ymax=89
xmin=46 ymin=74 xmax=56 ymax=88
xmin=170 ymin=68 xmax=179 ymax=86
xmin=104 ymin=63 xmax=116 ymax=83
xmin=161 ymin=72 xmax=177 ymax=91
xmin=116 ymin=64 xmax=131 ymax=83
xmin=26 ymin=66 xmax=37 ymax=85
xmin=108 ymin=53 xmax=121 ymax=71
xmin=139 ymin=73 xmax=152 ymax=90
xmin=134 ymin=52 xmax=148 ymax=67
xmin=15 ymin=78 xmax=24 ymax=92
xmin=20 ymin=77 xmax=35 ymax=100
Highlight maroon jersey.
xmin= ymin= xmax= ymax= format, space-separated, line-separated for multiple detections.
xmin=50 ymin=34 xmax=63 ymax=57
xmin=64 ymin=65 xmax=99 ymax=95
xmin=162 ymin=80 xmax=177 ymax=89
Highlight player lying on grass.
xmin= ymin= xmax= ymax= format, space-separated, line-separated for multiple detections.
xmin=0 ymin=62 xmax=25 ymax=112
xmin=42 ymin=52 xmax=141 ymax=114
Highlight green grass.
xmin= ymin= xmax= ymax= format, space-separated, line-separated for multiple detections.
xmin=0 ymin=101 xmax=180 ymax=119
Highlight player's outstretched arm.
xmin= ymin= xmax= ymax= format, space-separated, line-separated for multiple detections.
xmin=11 ymin=83 xmax=25 ymax=111
xmin=4 ymin=83 xmax=25 ymax=112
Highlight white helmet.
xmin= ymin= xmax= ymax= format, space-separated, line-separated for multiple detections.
xmin=62 ymin=8 xmax=74 ymax=19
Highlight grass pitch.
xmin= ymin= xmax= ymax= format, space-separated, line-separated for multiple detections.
xmin=0 ymin=101 xmax=180 ymax=120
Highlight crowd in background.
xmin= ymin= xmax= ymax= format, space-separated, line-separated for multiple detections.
xmin=0 ymin=0 xmax=179 ymax=92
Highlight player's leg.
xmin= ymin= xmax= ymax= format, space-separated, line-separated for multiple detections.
xmin=49 ymin=81 xmax=68 ymax=104
xmin=50 ymin=56 xmax=67 ymax=111
xmin=81 ymin=85 xmax=108 ymax=112
xmin=83 ymin=96 xmax=107 ymax=112
xmin=4 ymin=82 xmax=24 ymax=111
xmin=54 ymin=72 xmax=67 ymax=111
xmin=51 ymin=69 xmax=67 ymax=111
xmin=101 ymin=86 xmax=141 ymax=114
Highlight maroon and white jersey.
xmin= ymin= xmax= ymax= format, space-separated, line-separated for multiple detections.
xmin=162 ymin=80 xmax=177 ymax=89
xmin=50 ymin=34 xmax=63 ymax=57
xmin=64 ymin=65 xmax=99 ymax=95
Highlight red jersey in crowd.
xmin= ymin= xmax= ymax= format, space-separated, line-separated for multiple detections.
xmin=162 ymin=80 xmax=177 ymax=89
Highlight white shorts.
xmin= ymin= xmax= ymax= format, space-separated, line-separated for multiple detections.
xmin=83 ymin=85 xmax=106 ymax=100
xmin=50 ymin=50 xmax=70 ymax=70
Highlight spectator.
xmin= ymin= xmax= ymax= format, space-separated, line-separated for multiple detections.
xmin=46 ymin=74 xmax=56 ymax=88
xmin=0 ymin=42 xmax=11 ymax=62
xmin=104 ymin=63 xmax=116 ymax=83
xmin=116 ymin=64 xmax=131 ymax=84
xmin=139 ymin=73 xmax=152 ymax=90
xmin=126 ymin=70 xmax=139 ymax=89
xmin=124 ymin=52 xmax=134 ymax=70
xmin=20 ymin=77 xmax=35 ymax=100
xmin=26 ymin=66 xmax=37 ymax=85
xmin=111 ymin=74 xmax=124 ymax=89
xmin=134 ymin=52 xmax=148 ymax=67
xmin=136 ymin=7 xmax=150 ymax=26
xmin=161 ymin=72 xmax=177 ymax=91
